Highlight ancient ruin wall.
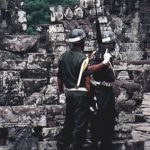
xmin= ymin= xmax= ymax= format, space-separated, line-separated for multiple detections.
xmin=0 ymin=0 xmax=149 ymax=149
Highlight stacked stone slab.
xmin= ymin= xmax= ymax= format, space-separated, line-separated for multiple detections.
xmin=0 ymin=0 xmax=149 ymax=150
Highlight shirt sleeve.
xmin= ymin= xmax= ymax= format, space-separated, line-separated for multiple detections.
xmin=57 ymin=57 xmax=63 ymax=79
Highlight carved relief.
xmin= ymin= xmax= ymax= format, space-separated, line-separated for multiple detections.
xmin=64 ymin=7 xmax=74 ymax=20
xmin=50 ymin=6 xmax=56 ymax=22
xmin=74 ymin=6 xmax=84 ymax=19
xmin=17 ymin=10 xmax=27 ymax=31
xmin=80 ymin=0 xmax=101 ymax=8
xmin=56 ymin=5 xmax=64 ymax=22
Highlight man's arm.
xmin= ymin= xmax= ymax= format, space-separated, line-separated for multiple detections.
xmin=57 ymin=78 xmax=64 ymax=94
xmin=88 ymin=63 xmax=105 ymax=73
xmin=88 ymin=49 xmax=112 ymax=73
xmin=85 ymin=76 xmax=91 ymax=94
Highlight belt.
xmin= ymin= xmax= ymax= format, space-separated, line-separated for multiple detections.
xmin=91 ymin=79 xmax=112 ymax=87
xmin=67 ymin=87 xmax=88 ymax=92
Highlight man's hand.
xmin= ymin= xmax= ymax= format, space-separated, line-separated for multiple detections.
xmin=102 ymin=49 xmax=112 ymax=65
xmin=59 ymin=93 xmax=66 ymax=104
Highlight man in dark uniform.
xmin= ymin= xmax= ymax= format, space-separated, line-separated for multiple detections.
xmin=57 ymin=29 xmax=112 ymax=150
xmin=90 ymin=31 xmax=116 ymax=150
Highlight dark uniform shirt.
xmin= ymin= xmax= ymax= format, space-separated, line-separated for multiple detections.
xmin=57 ymin=49 xmax=87 ymax=88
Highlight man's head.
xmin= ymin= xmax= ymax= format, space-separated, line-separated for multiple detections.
xmin=66 ymin=28 xmax=86 ymax=51
xmin=101 ymin=31 xmax=116 ymax=52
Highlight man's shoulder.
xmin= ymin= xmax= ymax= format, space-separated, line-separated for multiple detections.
xmin=59 ymin=51 xmax=69 ymax=60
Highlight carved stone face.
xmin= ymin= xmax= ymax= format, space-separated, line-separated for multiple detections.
xmin=64 ymin=7 xmax=73 ymax=20
xmin=50 ymin=6 xmax=56 ymax=22
xmin=74 ymin=6 xmax=84 ymax=19
xmin=22 ymin=23 xmax=27 ymax=31
xmin=80 ymin=0 xmax=101 ymax=8
xmin=17 ymin=10 xmax=27 ymax=31
xmin=18 ymin=10 xmax=27 ymax=23
xmin=56 ymin=5 xmax=64 ymax=21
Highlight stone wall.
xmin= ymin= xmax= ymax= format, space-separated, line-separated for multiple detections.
xmin=0 ymin=0 xmax=149 ymax=149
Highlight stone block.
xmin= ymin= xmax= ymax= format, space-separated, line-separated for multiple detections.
xmin=127 ymin=51 xmax=144 ymax=61
xmin=116 ymin=100 xmax=136 ymax=112
xmin=85 ymin=7 xmax=103 ymax=16
xmin=0 ymin=71 xmax=25 ymax=106
xmin=0 ymin=146 xmax=11 ymax=150
xmin=22 ymin=79 xmax=47 ymax=94
xmin=0 ymin=106 xmax=49 ymax=127
xmin=48 ymin=24 xmax=64 ymax=33
xmin=42 ymin=127 xmax=62 ymax=139
xmin=49 ymin=33 xmax=66 ymax=42
xmin=25 ymin=93 xmax=45 ymax=105
xmin=47 ymin=105 xmax=66 ymax=126
xmin=117 ymin=111 xmax=135 ymax=123
xmin=0 ymin=60 xmax=27 ymax=70
xmin=114 ymin=132 xmax=132 ymax=140
xmin=38 ymin=141 xmax=57 ymax=150
xmin=84 ymin=40 xmax=96 ymax=52
xmin=0 ymin=51 xmax=22 ymax=62
xmin=41 ymin=85 xmax=59 ymax=105
xmin=27 ymin=53 xmax=53 ymax=69
xmin=25 ymin=85 xmax=59 ymax=105
xmin=2 ymin=35 xmax=39 ymax=53
xmin=112 ymin=139 xmax=144 ymax=150
xmin=113 ymin=80 xmax=141 ymax=93
xmin=20 ymin=69 xmax=48 ymax=79
xmin=124 ymin=32 xmax=140 ymax=43
xmin=115 ymin=124 xmax=132 ymax=133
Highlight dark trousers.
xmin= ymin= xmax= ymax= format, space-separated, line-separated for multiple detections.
xmin=57 ymin=91 xmax=89 ymax=150
xmin=90 ymin=86 xmax=115 ymax=150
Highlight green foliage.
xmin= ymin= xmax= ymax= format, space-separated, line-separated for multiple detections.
xmin=24 ymin=0 xmax=80 ymax=34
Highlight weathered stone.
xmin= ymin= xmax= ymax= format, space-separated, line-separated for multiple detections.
xmin=132 ymin=130 xmax=150 ymax=150
xmin=38 ymin=141 xmax=57 ymax=150
xmin=74 ymin=6 xmax=84 ymax=19
xmin=42 ymin=127 xmax=62 ymax=139
xmin=22 ymin=79 xmax=47 ymax=95
xmin=116 ymin=88 xmax=129 ymax=101
xmin=27 ymin=53 xmax=52 ymax=69
xmin=0 ymin=51 xmax=22 ymax=61
xmin=20 ymin=69 xmax=48 ymax=79
xmin=1 ymin=35 xmax=38 ymax=53
xmin=52 ymin=43 xmax=69 ymax=66
xmin=84 ymin=40 xmax=96 ymax=52
xmin=49 ymin=33 xmax=66 ymax=42
xmin=115 ymin=124 xmax=132 ymax=133
xmin=113 ymin=80 xmax=142 ymax=93
xmin=47 ymin=105 xmax=66 ymax=126
xmin=25 ymin=93 xmax=44 ymax=105
xmin=112 ymin=139 xmax=144 ymax=150
xmin=0 ymin=106 xmax=48 ymax=127
xmin=0 ymin=71 xmax=25 ymax=106
xmin=114 ymin=132 xmax=132 ymax=140
xmin=48 ymin=24 xmax=64 ymax=33
xmin=85 ymin=7 xmax=102 ymax=16
xmin=135 ymin=114 xmax=146 ymax=123
xmin=117 ymin=71 xmax=130 ymax=80
xmin=41 ymin=85 xmax=59 ymax=105
xmin=0 ymin=146 xmax=11 ymax=150
xmin=0 ymin=60 xmax=27 ymax=70
xmin=10 ymin=127 xmax=38 ymax=150
xmin=117 ymin=111 xmax=135 ymax=123
xmin=117 ymin=100 xmax=137 ymax=112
